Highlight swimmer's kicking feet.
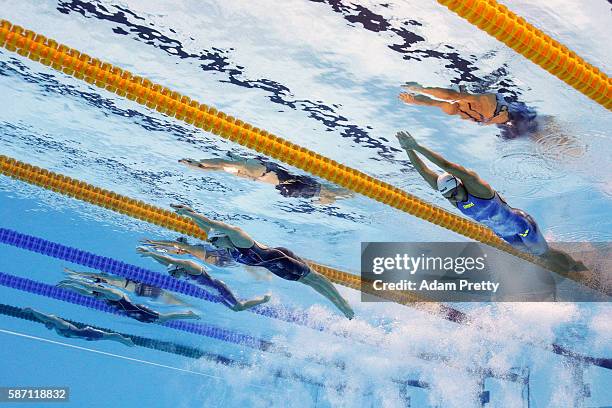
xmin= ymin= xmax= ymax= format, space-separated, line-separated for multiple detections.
xmin=396 ymin=130 xmax=587 ymax=274
xmin=169 ymin=203 xmax=355 ymax=319
xmin=137 ymin=247 xmax=271 ymax=312
xmin=24 ymin=307 xmax=134 ymax=346
xmin=57 ymin=280 xmax=200 ymax=323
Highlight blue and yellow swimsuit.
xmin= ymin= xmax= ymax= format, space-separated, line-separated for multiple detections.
xmin=456 ymin=191 xmax=548 ymax=255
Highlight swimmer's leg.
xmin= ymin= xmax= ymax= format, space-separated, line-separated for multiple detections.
xmin=517 ymin=215 xmax=587 ymax=273
xmin=299 ymin=271 xmax=354 ymax=319
xmin=156 ymin=310 xmax=200 ymax=323
xmin=541 ymin=248 xmax=588 ymax=273
xmin=204 ymin=273 xmax=270 ymax=311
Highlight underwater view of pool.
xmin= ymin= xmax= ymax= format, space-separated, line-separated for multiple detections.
xmin=0 ymin=1 xmax=610 ymax=407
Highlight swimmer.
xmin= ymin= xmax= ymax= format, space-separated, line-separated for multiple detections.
xmin=140 ymin=237 xmax=272 ymax=281
xmin=136 ymin=247 xmax=271 ymax=312
xmin=169 ymin=203 xmax=355 ymax=319
xmin=63 ymin=267 xmax=189 ymax=306
xmin=396 ymin=130 xmax=587 ymax=274
xmin=23 ymin=307 xmax=134 ymax=346
xmin=180 ymin=154 xmax=352 ymax=204
xmin=399 ymin=83 xmax=539 ymax=139
xmin=57 ymin=279 xmax=200 ymax=323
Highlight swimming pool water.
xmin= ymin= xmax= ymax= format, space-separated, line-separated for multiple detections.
xmin=0 ymin=1 xmax=610 ymax=407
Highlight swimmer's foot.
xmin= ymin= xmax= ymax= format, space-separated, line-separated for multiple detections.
xmin=570 ymin=260 xmax=589 ymax=273
xmin=341 ymin=304 xmax=355 ymax=320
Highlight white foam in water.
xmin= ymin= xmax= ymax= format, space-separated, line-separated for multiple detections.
xmin=0 ymin=0 xmax=610 ymax=406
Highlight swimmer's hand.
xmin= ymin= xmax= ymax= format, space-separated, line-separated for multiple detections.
xmin=136 ymin=246 xmax=155 ymax=257
xmin=396 ymin=131 xmax=419 ymax=151
xmin=178 ymin=158 xmax=199 ymax=166
xmin=170 ymin=203 xmax=195 ymax=215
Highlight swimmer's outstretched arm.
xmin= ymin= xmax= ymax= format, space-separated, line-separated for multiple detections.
xmin=140 ymin=239 xmax=204 ymax=258
xmin=396 ymin=131 xmax=493 ymax=195
xmin=99 ymin=331 xmax=135 ymax=346
xmin=397 ymin=132 xmax=439 ymax=190
xmin=171 ymin=204 xmax=253 ymax=247
xmin=57 ymin=280 xmax=124 ymax=301
xmin=57 ymin=280 xmax=95 ymax=296
xmin=137 ymin=247 xmax=202 ymax=276
xmin=23 ymin=308 xmax=66 ymax=328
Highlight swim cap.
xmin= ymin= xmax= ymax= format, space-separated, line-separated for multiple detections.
xmin=437 ymin=173 xmax=461 ymax=195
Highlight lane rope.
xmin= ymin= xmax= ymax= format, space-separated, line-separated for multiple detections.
xmin=0 ymin=19 xmax=575 ymax=285
xmin=0 ymin=157 xmax=462 ymax=317
xmin=436 ymin=0 xmax=611 ymax=109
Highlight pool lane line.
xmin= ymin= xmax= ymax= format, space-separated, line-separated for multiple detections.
xmin=0 ymin=21 xmax=590 ymax=290
xmin=0 ymin=302 xmax=218 ymax=360
xmin=0 ymin=327 xmax=244 ymax=384
xmin=0 ymin=305 xmax=362 ymax=393
xmin=0 ymin=155 xmax=459 ymax=319
xmin=1 ymin=228 xmax=610 ymax=371
xmin=0 ymin=270 xmax=531 ymax=385
xmin=436 ymin=0 xmax=611 ymax=109
xmin=0 ymin=271 xmax=273 ymax=352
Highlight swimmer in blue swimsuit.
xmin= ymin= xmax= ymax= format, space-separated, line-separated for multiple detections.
xmin=57 ymin=280 xmax=200 ymax=323
xmin=180 ymin=154 xmax=352 ymax=204
xmin=168 ymin=203 xmax=355 ymax=319
xmin=23 ymin=307 xmax=134 ymax=346
xmin=136 ymin=247 xmax=271 ymax=311
xmin=399 ymin=83 xmax=539 ymax=138
xmin=397 ymin=131 xmax=587 ymax=273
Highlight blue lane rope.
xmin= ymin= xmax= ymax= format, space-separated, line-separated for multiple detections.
xmin=0 ymin=228 xmax=315 ymax=327
xmin=0 ymin=271 xmax=273 ymax=352
xmin=0 ymin=303 xmax=356 ymax=391
xmin=0 ymin=302 xmax=212 ymax=360
xmin=2 ymin=228 xmax=609 ymax=371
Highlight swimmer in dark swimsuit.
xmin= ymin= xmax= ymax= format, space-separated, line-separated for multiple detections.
xmin=179 ymin=154 xmax=352 ymax=204
xmin=396 ymin=130 xmax=587 ymax=274
xmin=399 ymin=83 xmax=539 ymax=138
xmin=57 ymin=280 xmax=200 ymax=323
xmin=136 ymin=247 xmax=271 ymax=312
xmin=169 ymin=203 xmax=355 ymax=319
xmin=140 ymin=237 xmax=272 ymax=281
xmin=23 ymin=307 xmax=134 ymax=346
xmin=63 ymin=267 xmax=189 ymax=306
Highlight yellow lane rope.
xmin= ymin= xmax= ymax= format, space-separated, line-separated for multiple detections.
xmin=0 ymin=20 xmax=600 ymax=292
xmin=437 ymin=0 xmax=611 ymax=109
xmin=0 ymin=155 xmax=453 ymax=316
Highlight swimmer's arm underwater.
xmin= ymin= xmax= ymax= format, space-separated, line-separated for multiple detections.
xmin=171 ymin=204 xmax=253 ymax=247
xmin=23 ymin=308 xmax=66 ymax=327
xmin=396 ymin=131 xmax=493 ymax=197
xmin=137 ymin=248 xmax=203 ymax=276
